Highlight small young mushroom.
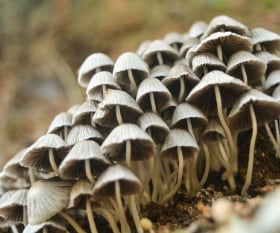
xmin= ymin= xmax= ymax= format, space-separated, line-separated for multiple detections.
xmin=150 ymin=64 xmax=170 ymax=80
xmin=92 ymin=164 xmax=143 ymax=233
xmin=263 ymin=70 xmax=280 ymax=95
xmin=59 ymin=140 xmax=111 ymax=183
xmin=228 ymin=89 xmax=280 ymax=195
xmin=163 ymin=32 xmax=185 ymax=52
xmin=255 ymin=51 xmax=280 ymax=76
xmin=187 ymin=21 xmax=208 ymax=39
xmin=78 ymin=53 xmax=114 ymax=88
xmin=72 ymin=100 xmax=98 ymax=125
xmin=47 ymin=112 xmax=72 ymax=140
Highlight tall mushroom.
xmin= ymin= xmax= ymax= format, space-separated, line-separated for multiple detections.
xmin=228 ymin=89 xmax=280 ymax=195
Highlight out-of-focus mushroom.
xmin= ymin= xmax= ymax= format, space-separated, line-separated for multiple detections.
xmin=228 ymin=89 xmax=280 ymax=195
xmin=263 ymin=70 xmax=280 ymax=95
xmin=47 ymin=112 xmax=72 ymax=140
xmin=255 ymin=51 xmax=280 ymax=76
xmin=21 ymin=134 xmax=69 ymax=175
xmin=78 ymin=53 xmax=114 ymax=88
xmin=179 ymin=37 xmax=199 ymax=58
xmin=59 ymin=140 xmax=111 ymax=183
xmin=72 ymin=101 xmax=97 ymax=126
xmin=92 ymin=164 xmax=143 ymax=233
xmin=251 ymin=27 xmax=280 ymax=53
xmin=163 ymin=32 xmax=185 ymax=52
xmin=86 ymin=71 xmax=120 ymax=103
xmin=160 ymin=129 xmax=199 ymax=203
xmin=160 ymin=98 xmax=178 ymax=125
xmin=187 ymin=70 xmax=250 ymax=173
xmin=113 ymin=52 xmax=149 ymax=95
xmin=93 ymin=89 xmax=143 ymax=128
xmin=226 ymin=50 xmax=266 ymax=86
xmin=136 ymin=40 xmax=151 ymax=57
xmin=162 ymin=64 xmax=200 ymax=103
xmin=142 ymin=40 xmax=178 ymax=68
xmin=136 ymin=77 xmax=172 ymax=113
xmin=150 ymin=64 xmax=170 ymax=80
xmin=191 ymin=52 xmax=226 ymax=78
xmin=187 ymin=21 xmax=208 ymax=39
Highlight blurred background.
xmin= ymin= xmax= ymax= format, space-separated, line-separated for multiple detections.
xmin=0 ymin=0 xmax=279 ymax=166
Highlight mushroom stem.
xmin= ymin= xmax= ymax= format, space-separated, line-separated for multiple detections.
xmin=115 ymin=105 xmax=123 ymax=124
xmin=242 ymin=104 xmax=257 ymax=196
xmin=128 ymin=69 xmax=138 ymax=92
xmin=10 ymin=225 xmax=19 ymax=233
xmin=186 ymin=119 xmax=195 ymax=139
xmin=150 ymin=93 xmax=157 ymax=113
xmin=199 ymin=143 xmax=210 ymax=188
xmin=156 ymin=52 xmax=164 ymax=65
xmin=161 ymin=147 xmax=184 ymax=204
xmin=265 ymin=123 xmax=280 ymax=157
xmin=95 ymin=207 xmax=121 ymax=233
xmin=128 ymin=195 xmax=144 ymax=233
xmin=240 ymin=64 xmax=248 ymax=85
xmin=48 ymin=148 xmax=59 ymax=174
xmin=85 ymin=160 xmax=95 ymax=184
xmin=275 ymin=119 xmax=280 ymax=158
xmin=214 ymin=85 xmax=237 ymax=173
xmin=102 ymin=84 xmax=107 ymax=99
xmin=126 ymin=140 xmax=132 ymax=168
xmin=115 ymin=181 xmax=131 ymax=233
xmin=23 ymin=206 xmax=27 ymax=226
xmin=28 ymin=168 xmax=35 ymax=185
xmin=178 ymin=78 xmax=185 ymax=103
xmin=216 ymin=45 xmax=223 ymax=62
xmin=59 ymin=211 xmax=86 ymax=233
xmin=43 ymin=227 xmax=48 ymax=233
xmin=86 ymin=198 xmax=98 ymax=233
xmin=140 ymin=156 xmax=154 ymax=201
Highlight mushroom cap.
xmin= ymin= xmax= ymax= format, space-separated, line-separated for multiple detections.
xmin=0 ymin=189 xmax=28 ymax=223
xmin=68 ymin=179 xmax=95 ymax=208
xmin=263 ymin=70 xmax=280 ymax=95
xmin=66 ymin=124 xmax=103 ymax=146
xmin=92 ymin=164 xmax=142 ymax=198
xmin=136 ymin=77 xmax=172 ymax=112
xmin=187 ymin=21 xmax=208 ymax=39
xmin=21 ymin=134 xmax=69 ymax=173
xmin=101 ymin=123 xmax=155 ymax=162
xmin=191 ymin=52 xmax=226 ymax=78
xmin=187 ymin=31 xmax=253 ymax=61
xmin=86 ymin=71 xmax=120 ymax=102
xmin=200 ymin=117 xmax=226 ymax=142
xmin=113 ymin=52 xmax=149 ymax=88
xmin=47 ymin=112 xmax=72 ymax=135
xmin=160 ymin=129 xmax=199 ymax=160
xmin=202 ymin=15 xmax=249 ymax=38
xmin=78 ymin=53 xmax=114 ymax=88
xmin=179 ymin=37 xmax=200 ymax=58
xmin=93 ymin=89 xmax=143 ymax=128
xmin=23 ymin=220 xmax=67 ymax=233
xmin=186 ymin=70 xmax=251 ymax=113
xmin=272 ymin=85 xmax=280 ymax=101
xmin=228 ymin=89 xmax=280 ymax=132
xmin=255 ymin=51 xmax=280 ymax=75
xmin=150 ymin=64 xmax=171 ymax=80
xmin=71 ymin=100 xmax=97 ymax=125
xmin=251 ymin=27 xmax=280 ymax=53
xmin=138 ymin=112 xmax=170 ymax=145
xmin=59 ymin=140 xmax=111 ymax=179
xmin=226 ymin=50 xmax=267 ymax=85
xmin=136 ymin=40 xmax=151 ymax=57
xmin=163 ymin=32 xmax=185 ymax=50
xmin=171 ymin=102 xmax=208 ymax=130
xmin=27 ymin=179 xmax=72 ymax=224
xmin=142 ymin=40 xmax=178 ymax=67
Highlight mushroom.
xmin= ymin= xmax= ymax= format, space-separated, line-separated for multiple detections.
xmin=113 ymin=52 xmax=149 ymax=96
xmin=162 ymin=64 xmax=200 ymax=103
xmin=59 ymin=140 xmax=111 ymax=183
xmin=228 ymin=89 xmax=280 ymax=195
xmin=179 ymin=37 xmax=199 ymax=58
xmin=21 ymin=134 xmax=69 ymax=176
xmin=78 ymin=53 xmax=114 ymax=88
xmin=226 ymin=50 xmax=267 ymax=86
xmin=263 ymin=70 xmax=280 ymax=95
xmin=255 ymin=51 xmax=280 ymax=76
xmin=142 ymin=40 xmax=178 ymax=68
xmin=160 ymin=129 xmax=199 ymax=203
xmin=27 ymin=179 xmax=86 ymax=233
xmin=92 ymin=164 xmax=143 ymax=233
xmin=136 ymin=40 xmax=151 ymax=57
xmin=47 ymin=112 xmax=72 ymax=140
xmin=163 ymin=32 xmax=185 ymax=52
xmin=136 ymin=77 xmax=172 ymax=113
xmin=93 ymin=89 xmax=143 ymax=128
xmin=150 ymin=64 xmax=170 ymax=80
xmin=72 ymin=100 xmax=97 ymax=126
xmin=187 ymin=21 xmax=208 ymax=39
xmin=23 ymin=219 xmax=67 ymax=233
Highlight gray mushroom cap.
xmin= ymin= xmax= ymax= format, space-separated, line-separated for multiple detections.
xmin=255 ymin=51 xmax=280 ymax=75
xmin=228 ymin=89 xmax=280 ymax=132
xmin=187 ymin=21 xmax=208 ymax=39
xmin=150 ymin=64 xmax=171 ymax=80
xmin=101 ymin=123 xmax=155 ymax=162
xmin=92 ymin=164 xmax=142 ymax=198
xmin=47 ymin=112 xmax=72 ymax=136
xmin=163 ymin=32 xmax=185 ymax=51
xmin=263 ymin=70 xmax=280 ymax=95
xmin=71 ymin=100 xmax=97 ymax=125
xmin=179 ymin=37 xmax=200 ymax=58
xmin=23 ymin=219 xmax=67 ymax=233
xmin=272 ymin=85 xmax=280 ymax=101
xmin=160 ymin=129 xmax=199 ymax=160
xmin=78 ymin=53 xmax=114 ymax=88
xmin=200 ymin=117 xmax=226 ymax=142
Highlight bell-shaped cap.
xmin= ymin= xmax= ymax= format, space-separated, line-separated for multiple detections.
xmin=200 ymin=117 xmax=226 ymax=142
xmin=150 ymin=64 xmax=171 ymax=80
xmin=47 ymin=112 xmax=72 ymax=136
xmin=72 ymin=100 xmax=97 ymax=125
xmin=255 ymin=51 xmax=280 ymax=75
xmin=163 ymin=32 xmax=185 ymax=51
xmin=263 ymin=70 xmax=280 ymax=95
xmin=179 ymin=37 xmax=200 ymax=58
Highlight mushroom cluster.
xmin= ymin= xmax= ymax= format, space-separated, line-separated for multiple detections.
xmin=0 ymin=15 xmax=280 ymax=233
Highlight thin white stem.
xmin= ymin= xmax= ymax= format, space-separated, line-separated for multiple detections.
xmin=161 ymin=147 xmax=184 ymax=204
xmin=95 ymin=207 xmax=121 ymax=233
xmin=59 ymin=211 xmax=86 ymax=233
xmin=115 ymin=105 xmax=123 ymax=124
xmin=265 ymin=123 xmax=280 ymax=157
xmin=23 ymin=206 xmax=27 ymax=226
xmin=43 ymin=227 xmax=48 ymax=233
xmin=128 ymin=69 xmax=137 ymax=92
xmin=48 ymin=148 xmax=59 ymax=174
xmin=156 ymin=52 xmax=164 ymax=65
xmin=217 ymin=45 xmax=223 ymax=62
xmin=214 ymin=85 xmax=237 ymax=173
xmin=126 ymin=140 xmax=132 ymax=168
xmin=85 ymin=160 xmax=95 ymax=184
xmin=242 ymin=104 xmax=257 ymax=196
xmin=178 ymin=78 xmax=185 ymax=103
xmin=28 ymin=168 xmax=35 ymax=185
xmin=150 ymin=93 xmax=157 ymax=113
xmin=186 ymin=119 xmax=195 ymax=139
xmin=240 ymin=64 xmax=248 ymax=85
xmin=140 ymin=156 xmax=154 ymax=200
xmin=199 ymin=143 xmax=210 ymax=188
xmin=115 ymin=181 xmax=131 ymax=233
xmin=86 ymin=198 xmax=98 ymax=233
xmin=129 ymin=195 xmax=143 ymax=233
xmin=10 ymin=225 xmax=19 ymax=233
xmin=102 ymin=85 xmax=107 ymax=100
